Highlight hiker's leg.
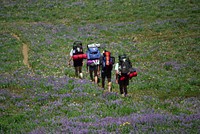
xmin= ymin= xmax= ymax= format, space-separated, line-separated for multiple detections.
xmin=89 ymin=70 xmax=94 ymax=82
xmin=78 ymin=66 xmax=83 ymax=79
xmin=79 ymin=59 xmax=83 ymax=79
xmin=101 ymin=71 xmax=105 ymax=88
xmin=107 ymin=78 xmax=112 ymax=92
xmin=124 ymin=79 xmax=129 ymax=96
xmin=121 ymin=80 xmax=127 ymax=96
xmin=118 ymin=79 xmax=123 ymax=94
xmin=74 ymin=67 xmax=79 ymax=77
xmin=107 ymin=71 xmax=112 ymax=92
xmin=101 ymin=78 xmax=105 ymax=89
xmin=119 ymin=84 xmax=123 ymax=95
xmin=89 ymin=66 xmax=94 ymax=81
xmin=124 ymin=85 xmax=127 ymax=96
xmin=94 ymin=69 xmax=98 ymax=84
xmin=73 ymin=61 xmax=79 ymax=78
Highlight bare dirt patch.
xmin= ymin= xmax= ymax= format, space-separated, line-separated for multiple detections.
xmin=12 ymin=33 xmax=31 ymax=69
xmin=22 ymin=43 xmax=30 ymax=68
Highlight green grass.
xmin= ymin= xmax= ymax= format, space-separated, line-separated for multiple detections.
xmin=0 ymin=0 xmax=199 ymax=133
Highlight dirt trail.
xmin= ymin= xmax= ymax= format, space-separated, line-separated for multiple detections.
xmin=22 ymin=43 xmax=30 ymax=68
xmin=12 ymin=33 xmax=31 ymax=69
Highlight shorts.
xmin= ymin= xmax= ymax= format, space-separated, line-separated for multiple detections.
xmin=118 ymin=75 xmax=129 ymax=86
xmin=89 ymin=65 xmax=98 ymax=71
xmin=101 ymin=69 xmax=112 ymax=79
xmin=73 ymin=59 xmax=83 ymax=67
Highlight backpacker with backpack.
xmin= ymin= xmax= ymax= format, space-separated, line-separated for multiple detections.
xmin=72 ymin=41 xmax=87 ymax=60
xmin=102 ymin=50 xmax=115 ymax=70
xmin=118 ymin=54 xmax=137 ymax=80
xmin=87 ymin=44 xmax=101 ymax=66
xmin=118 ymin=54 xmax=132 ymax=74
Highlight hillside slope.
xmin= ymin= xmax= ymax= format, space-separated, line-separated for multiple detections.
xmin=0 ymin=0 xmax=199 ymax=133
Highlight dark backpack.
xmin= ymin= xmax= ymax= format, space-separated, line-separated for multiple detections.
xmin=73 ymin=41 xmax=83 ymax=55
xmin=102 ymin=51 xmax=115 ymax=70
xmin=119 ymin=54 xmax=132 ymax=74
xmin=87 ymin=46 xmax=101 ymax=60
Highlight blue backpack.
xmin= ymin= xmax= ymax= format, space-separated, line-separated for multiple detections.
xmin=87 ymin=47 xmax=101 ymax=60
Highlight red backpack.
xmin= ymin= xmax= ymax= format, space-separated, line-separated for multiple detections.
xmin=102 ymin=51 xmax=115 ymax=70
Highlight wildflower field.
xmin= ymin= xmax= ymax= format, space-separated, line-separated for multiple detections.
xmin=0 ymin=0 xmax=199 ymax=133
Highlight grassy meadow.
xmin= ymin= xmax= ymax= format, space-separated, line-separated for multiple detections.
xmin=0 ymin=0 xmax=199 ymax=133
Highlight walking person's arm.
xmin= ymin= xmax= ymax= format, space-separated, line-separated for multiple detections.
xmin=97 ymin=65 xmax=100 ymax=76
xmin=115 ymin=70 xmax=118 ymax=84
xmin=68 ymin=49 xmax=73 ymax=65
xmin=86 ymin=64 xmax=89 ymax=73
xmin=115 ymin=63 xmax=119 ymax=84
xmin=68 ymin=56 xmax=72 ymax=65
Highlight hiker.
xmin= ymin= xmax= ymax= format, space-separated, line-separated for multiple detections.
xmin=86 ymin=43 xmax=101 ymax=84
xmin=68 ymin=41 xmax=87 ymax=79
xmin=100 ymin=50 xmax=115 ymax=91
xmin=115 ymin=54 xmax=137 ymax=97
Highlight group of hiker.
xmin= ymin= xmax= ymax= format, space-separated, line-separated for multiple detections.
xmin=68 ymin=41 xmax=137 ymax=97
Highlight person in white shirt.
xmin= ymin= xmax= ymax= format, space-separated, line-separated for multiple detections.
xmin=68 ymin=41 xmax=84 ymax=79
xmin=115 ymin=54 xmax=131 ymax=97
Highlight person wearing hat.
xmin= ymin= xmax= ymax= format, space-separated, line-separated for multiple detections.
xmin=68 ymin=41 xmax=85 ymax=79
